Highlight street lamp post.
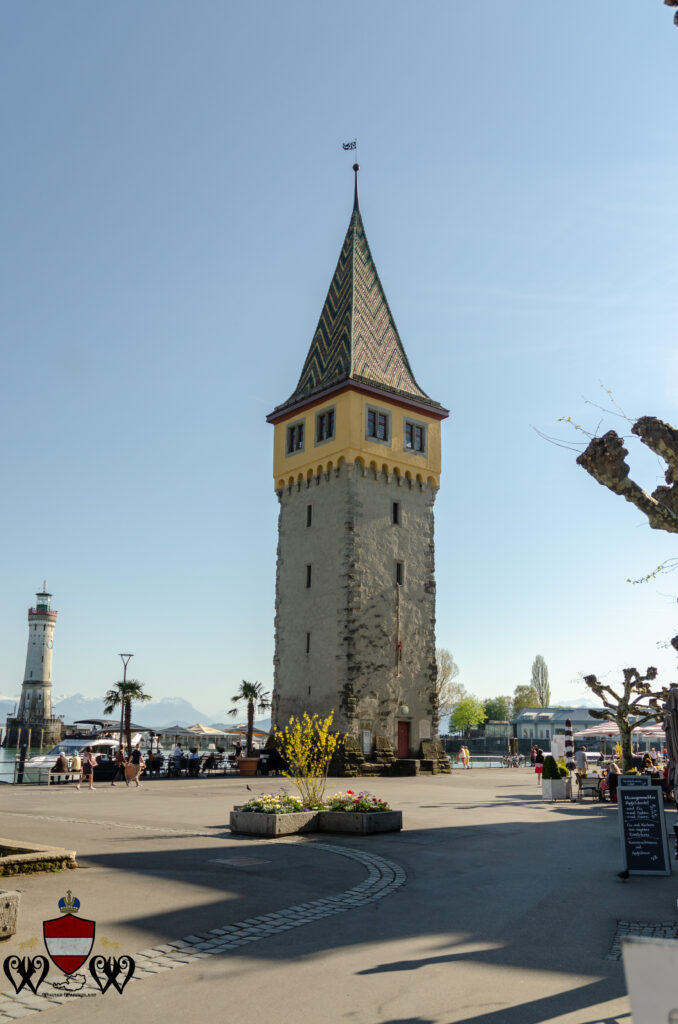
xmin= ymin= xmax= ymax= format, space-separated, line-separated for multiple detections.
xmin=118 ymin=653 xmax=133 ymax=752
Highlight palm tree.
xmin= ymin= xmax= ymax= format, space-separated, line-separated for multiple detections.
xmin=103 ymin=680 xmax=152 ymax=755
xmin=227 ymin=681 xmax=271 ymax=756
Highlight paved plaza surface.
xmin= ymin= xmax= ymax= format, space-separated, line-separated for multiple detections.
xmin=1 ymin=769 xmax=676 ymax=1024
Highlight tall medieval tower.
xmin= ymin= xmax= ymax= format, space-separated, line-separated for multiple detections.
xmin=5 ymin=587 xmax=63 ymax=747
xmin=267 ymin=167 xmax=448 ymax=765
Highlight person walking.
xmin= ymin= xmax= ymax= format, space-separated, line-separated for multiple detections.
xmin=77 ymin=747 xmax=98 ymax=791
xmin=111 ymin=747 xmax=128 ymax=787
xmin=530 ymin=744 xmax=538 ymax=769
xmin=129 ymin=743 xmax=145 ymax=788
xmin=535 ymin=747 xmax=544 ymax=785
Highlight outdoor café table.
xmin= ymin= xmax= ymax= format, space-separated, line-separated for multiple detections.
xmin=576 ymin=773 xmax=600 ymax=800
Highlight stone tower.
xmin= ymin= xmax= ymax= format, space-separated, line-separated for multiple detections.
xmin=5 ymin=586 xmax=63 ymax=747
xmin=267 ymin=166 xmax=448 ymax=767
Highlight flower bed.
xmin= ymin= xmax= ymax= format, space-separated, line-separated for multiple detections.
xmin=240 ymin=793 xmax=308 ymax=814
xmin=325 ymin=790 xmax=391 ymax=812
xmin=229 ymin=789 xmax=403 ymax=836
xmin=230 ymin=792 xmax=317 ymax=836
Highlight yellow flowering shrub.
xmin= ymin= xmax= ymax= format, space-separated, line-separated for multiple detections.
xmin=274 ymin=711 xmax=344 ymax=807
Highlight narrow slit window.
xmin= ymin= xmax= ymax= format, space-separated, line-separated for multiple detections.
xmin=305 ymin=632 xmax=311 ymax=654
xmin=305 ymin=564 xmax=312 ymax=588
xmin=396 ymin=562 xmax=404 ymax=586
xmin=392 ymin=501 xmax=400 ymax=525
xmin=306 ymin=504 xmax=312 ymax=527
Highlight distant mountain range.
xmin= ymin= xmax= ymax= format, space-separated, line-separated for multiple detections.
xmin=0 ymin=692 xmax=269 ymax=733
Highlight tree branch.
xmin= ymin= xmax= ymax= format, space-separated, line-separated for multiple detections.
xmin=576 ymin=426 xmax=678 ymax=533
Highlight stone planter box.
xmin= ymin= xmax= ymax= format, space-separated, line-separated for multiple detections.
xmin=542 ymin=778 xmax=571 ymax=802
xmin=318 ymin=810 xmax=403 ymax=834
xmin=0 ymin=838 xmax=77 ymax=876
xmin=229 ymin=810 xmax=318 ymax=836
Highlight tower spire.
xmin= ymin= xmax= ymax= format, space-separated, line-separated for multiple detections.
xmin=270 ymin=168 xmax=447 ymax=419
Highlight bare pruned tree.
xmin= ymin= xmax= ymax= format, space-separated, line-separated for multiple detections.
xmin=583 ymin=662 xmax=671 ymax=772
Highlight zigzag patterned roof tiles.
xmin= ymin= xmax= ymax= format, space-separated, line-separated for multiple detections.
xmin=275 ymin=188 xmax=441 ymax=415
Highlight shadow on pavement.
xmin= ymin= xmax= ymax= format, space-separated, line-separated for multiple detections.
xmin=73 ymin=791 xmax=676 ymax=1023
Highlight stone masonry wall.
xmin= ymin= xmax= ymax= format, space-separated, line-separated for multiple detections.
xmin=273 ymin=461 xmax=439 ymax=756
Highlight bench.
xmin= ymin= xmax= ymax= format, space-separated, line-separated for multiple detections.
xmin=48 ymin=770 xmax=81 ymax=786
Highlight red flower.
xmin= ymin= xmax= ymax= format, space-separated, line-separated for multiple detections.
xmin=346 ymin=789 xmax=354 ymax=795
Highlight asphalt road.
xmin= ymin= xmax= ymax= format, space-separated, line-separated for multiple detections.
xmin=1 ymin=769 xmax=675 ymax=1023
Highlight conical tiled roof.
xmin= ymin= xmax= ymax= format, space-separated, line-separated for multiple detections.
xmin=274 ymin=173 xmax=441 ymax=415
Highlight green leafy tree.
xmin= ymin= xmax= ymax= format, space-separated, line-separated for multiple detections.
xmin=227 ymin=680 xmax=271 ymax=756
xmin=530 ymin=655 xmax=551 ymax=707
xmin=483 ymin=696 xmax=510 ymax=721
xmin=103 ymin=680 xmax=152 ymax=755
xmin=435 ymin=648 xmax=463 ymax=714
xmin=450 ymin=695 xmax=487 ymax=737
xmin=513 ymin=684 xmax=539 ymax=716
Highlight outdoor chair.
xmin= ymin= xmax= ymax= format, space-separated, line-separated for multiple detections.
xmin=576 ymin=772 xmax=600 ymax=801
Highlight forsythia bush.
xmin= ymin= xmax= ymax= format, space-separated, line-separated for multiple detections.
xmin=274 ymin=711 xmax=344 ymax=807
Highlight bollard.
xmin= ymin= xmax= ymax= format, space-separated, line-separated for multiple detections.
xmin=0 ymin=891 xmax=20 ymax=941
xmin=16 ymin=744 xmax=27 ymax=785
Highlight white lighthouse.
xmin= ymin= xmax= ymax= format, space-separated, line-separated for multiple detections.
xmin=5 ymin=586 xmax=63 ymax=747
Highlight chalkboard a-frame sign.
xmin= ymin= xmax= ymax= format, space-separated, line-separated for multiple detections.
xmin=618 ymin=782 xmax=672 ymax=876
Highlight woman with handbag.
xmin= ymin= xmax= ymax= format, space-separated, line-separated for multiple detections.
xmin=128 ymin=743 xmax=145 ymax=788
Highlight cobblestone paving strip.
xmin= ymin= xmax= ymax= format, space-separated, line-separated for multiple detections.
xmin=606 ymin=920 xmax=678 ymax=960
xmin=0 ymin=840 xmax=406 ymax=1020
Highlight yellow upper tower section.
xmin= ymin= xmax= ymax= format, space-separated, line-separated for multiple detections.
xmin=267 ymin=166 xmax=448 ymax=487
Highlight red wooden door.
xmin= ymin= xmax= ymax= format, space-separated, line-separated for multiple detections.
xmin=397 ymin=721 xmax=410 ymax=758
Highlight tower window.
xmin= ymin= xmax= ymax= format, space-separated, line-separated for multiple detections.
xmin=306 ymin=504 xmax=312 ymax=527
xmin=305 ymin=632 xmax=311 ymax=654
xmin=315 ymin=407 xmax=335 ymax=444
xmin=286 ymin=421 xmax=305 ymax=454
xmin=396 ymin=562 xmax=404 ymax=586
xmin=366 ymin=406 xmax=390 ymax=443
xmin=305 ymin=564 xmax=312 ymax=588
xmin=392 ymin=501 xmax=400 ymax=525
xmin=404 ymin=419 xmax=427 ymax=453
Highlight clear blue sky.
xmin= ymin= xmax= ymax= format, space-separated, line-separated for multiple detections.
xmin=2 ymin=1 xmax=677 ymax=717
